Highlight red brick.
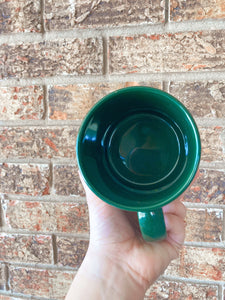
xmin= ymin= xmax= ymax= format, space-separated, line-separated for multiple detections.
xmin=53 ymin=165 xmax=85 ymax=197
xmin=9 ymin=267 xmax=75 ymax=299
xmin=200 ymin=127 xmax=225 ymax=162
xmin=0 ymin=234 xmax=52 ymax=264
xmin=145 ymin=280 xmax=218 ymax=299
xmin=0 ymin=38 xmax=103 ymax=79
xmin=109 ymin=30 xmax=225 ymax=74
xmin=2 ymin=200 xmax=89 ymax=234
xmin=182 ymin=169 xmax=225 ymax=204
xmin=56 ymin=237 xmax=89 ymax=268
xmin=49 ymin=82 xmax=162 ymax=120
xmin=0 ymin=86 xmax=44 ymax=120
xmin=0 ymin=163 xmax=50 ymax=196
xmin=169 ymin=81 xmax=225 ymax=118
xmin=186 ymin=208 xmax=223 ymax=242
xmin=0 ymin=127 xmax=77 ymax=159
xmin=166 ymin=246 xmax=225 ymax=281
xmin=45 ymin=0 xmax=165 ymax=30
xmin=170 ymin=0 xmax=225 ymax=22
xmin=0 ymin=0 xmax=41 ymax=33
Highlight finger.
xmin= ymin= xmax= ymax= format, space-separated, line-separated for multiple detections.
xmin=163 ymin=199 xmax=187 ymax=219
xmin=164 ymin=213 xmax=186 ymax=248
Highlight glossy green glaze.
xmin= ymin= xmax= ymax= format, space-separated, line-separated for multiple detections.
xmin=76 ymin=86 xmax=201 ymax=241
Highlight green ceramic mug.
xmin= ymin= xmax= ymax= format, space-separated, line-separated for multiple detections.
xmin=76 ymin=86 xmax=201 ymax=241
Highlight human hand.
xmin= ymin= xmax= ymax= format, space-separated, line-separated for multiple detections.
xmin=66 ymin=174 xmax=186 ymax=300
xmin=83 ymin=175 xmax=186 ymax=285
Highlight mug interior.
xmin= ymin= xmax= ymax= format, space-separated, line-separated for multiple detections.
xmin=76 ymin=87 xmax=201 ymax=211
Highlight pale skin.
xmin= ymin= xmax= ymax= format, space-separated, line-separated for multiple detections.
xmin=66 ymin=176 xmax=186 ymax=300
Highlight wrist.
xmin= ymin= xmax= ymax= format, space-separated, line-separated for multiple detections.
xmin=75 ymin=245 xmax=147 ymax=300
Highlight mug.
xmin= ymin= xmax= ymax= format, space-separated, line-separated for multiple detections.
xmin=76 ymin=86 xmax=201 ymax=241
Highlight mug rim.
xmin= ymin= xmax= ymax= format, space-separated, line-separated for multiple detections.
xmin=76 ymin=86 xmax=201 ymax=211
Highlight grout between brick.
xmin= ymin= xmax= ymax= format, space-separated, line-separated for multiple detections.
xmin=40 ymin=0 xmax=46 ymax=34
xmin=0 ymin=19 xmax=225 ymax=45
xmin=102 ymin=35 xmax=109 ymax=76
xmin=165 ymin=0 xmax=170 ymax=24
xmin=1 ymin=71 xmax=225 ymax=88
xmin=52 ymin=234 xmax=58 ymax=265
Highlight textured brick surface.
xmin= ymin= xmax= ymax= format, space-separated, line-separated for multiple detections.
xmin=169 ymin=81 xmax=225 ymax=118
xmin=0 ymin=234 xmax=52 ymax=264
xmin=182 ymin=169 xmax=225 ymax=204
xmin=0 ymin=38 xmax=103 ymax=79
xmin=145 ymin=280 xmax=218 ymax=299
xmin=109 ymin=30 xmax=225 ymax=74
xmin=0 ymin=86 xmax=44 ymax=120
xmin=53 ymin=165 xmax=85 ymax=196
xmin=45 ymin=0 xmax=165 ymax=30
xmin=2 ymin=200 xmax=89 ymax=233
xmin=0 ymin=0 xmax=41 ymax=33
xmin=49 ymin=82 xmax=162 ymax=120
xmin=170 ymin=0 xmax=225 ymax=22
xmin=9 ymin=267 xmax=75 ymax=299
xmin=166 ymin=246 xmax=225 ymax=281
xmin=200 ymin=126 xmax=225 ymax=162
xmin=186 ymin=208 xmax=223 ymax=242
xmin=0 ymin=127 xmax=77 ymax=159
xmin=56 ymin=237 xmax=89 ymax=268
xmin=0 ymin=163 xmax=50 ymax=196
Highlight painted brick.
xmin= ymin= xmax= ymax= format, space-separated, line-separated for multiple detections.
xmin=0 ymin=38 xmax=103 ymax=79
xmin=200 ymin=126 xmax=225 ymax=162
xmin=0 ymin=234 xmax=52 ymax=264
xmin=145 ymin=280 xmax=218 ymax=299
xmin=49 ymin=82 xmax=162 ymax=120
xmin=0 ymin=163 xmax=50 ymax=196
xmin=0 ymin=0 xmax=41 ymax=33
xmin=109 ymin=30 xmax=225 ymax=74
xmin=0 ymin=86 xmax=44 ymax=120
xmin=9 ymin=267 xmax=75 ymax=299
xmin=56 ymin=237 xmax=89 ymax=268
xmin=166 ymin=246 xmax=225 ymax=281
xmin=0 ymin=264 xmax=6 ymax=290
xmin=2 ymin=200 xmax=89 ymax=234
xmin=170 ymin=0 xmax=225 ymax=22
xmin=182 ymin=169 xmax=225 ymax=204
xmin=0 ymin=127 xmax=77 ymax=159
xmin=45 ymin=0 xmax=165 ymax=30
xmin=53 ymin=165 xmax=85 ymax=197
xmin=185 ymin=208 xmax=223 ymax=242
xmin=169 ymin=81 xmax=225 ymax=118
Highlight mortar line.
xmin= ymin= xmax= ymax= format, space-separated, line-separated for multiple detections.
xmin=0 ymin=227 xmax=90 ymax=239
xmin=222 ymin=208 xmax=225 ymax=241
xmin=1 ymin=19 xmax=225 ymax=45
xmin=1 ymin=117 xmax=225 ymax=127
xmin=102 ymin=35 xmax=109 ymax=76
xmin=51 ymin=234 xmax=58 ymax=265
xmin=165 ymin=0 xmax=170 ymax=24
xmin=160 ymin=274 xmax=223 ymax=286
xmin=162 ymin=81 xmax=169 ymax=92
xmin=0 ymin=291 xmax=50 ymax=300
xmin=218 ymin=284 xmax=223 ymax=300
xmin=40 ymin=0 xmax=46 ymax=34
xmin=42 ymin=85 xmax=48 ymax=121
xmin=1 ymin=71 xmax=225 ymax=87
xmin=6 ymin=261 xmax=79 ymax=272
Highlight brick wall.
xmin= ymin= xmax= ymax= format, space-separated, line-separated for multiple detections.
xmin=0 ymin=1 xmax=225 ymax=299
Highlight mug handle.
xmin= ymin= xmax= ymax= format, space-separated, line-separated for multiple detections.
xmin=137 ymin=208 xmax=167 ymax=242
